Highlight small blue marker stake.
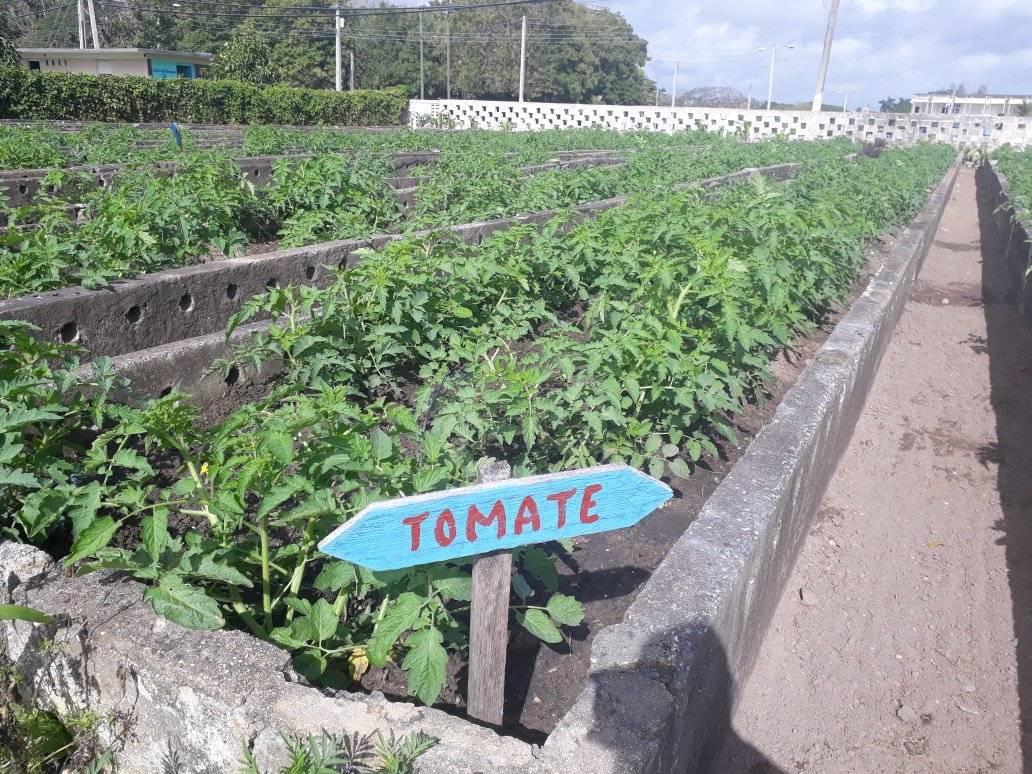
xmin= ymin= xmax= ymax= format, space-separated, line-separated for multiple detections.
xmin=169 ymin=122 xmax=182 ymax=150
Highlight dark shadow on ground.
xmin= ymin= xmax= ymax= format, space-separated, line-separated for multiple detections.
xmin=975 ymin=169 xmax=1032 ymax=770
xmin=585 ymin=626 xmax=785 ymax=774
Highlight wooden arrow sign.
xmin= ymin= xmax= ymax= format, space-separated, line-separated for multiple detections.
xmin=318 ymin=463 xmax=673 ymax=572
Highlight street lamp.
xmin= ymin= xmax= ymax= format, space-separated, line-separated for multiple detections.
xmin=838 ymin=87 xmax=859 ymax=113
xmin=757 ymin=43 xmax=794 ymax=110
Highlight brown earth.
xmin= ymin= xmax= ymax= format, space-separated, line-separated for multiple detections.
xmin=713 ymin=167 xmax=1032 ymax=772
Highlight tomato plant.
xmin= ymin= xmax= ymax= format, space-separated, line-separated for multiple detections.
xmin=0 ymin=136 xmax=953 ymax=708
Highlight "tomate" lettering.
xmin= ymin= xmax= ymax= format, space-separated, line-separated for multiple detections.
xmin=401 ymin=483 xmax=604 ymax=552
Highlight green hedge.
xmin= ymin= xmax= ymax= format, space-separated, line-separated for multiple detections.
xmin=0 ymin=67 xmax=407 ymax=125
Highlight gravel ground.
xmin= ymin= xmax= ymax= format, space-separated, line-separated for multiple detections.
xmin=712 ymin=167 xmax=1032 ymax=773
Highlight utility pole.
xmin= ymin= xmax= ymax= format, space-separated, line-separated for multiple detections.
xmin=655 ymin=83 xmax=659 ymax=106
xmin=334 ymin=7 xmax=342 ymax=92
xmin=418 ymin=11 xmax=425 ymax=100
xmin=349 ymin=51 xmax=355 ymax=91
xmin=85 ymin=0 xmax=99 ymax=49
xmin=760 ymin=44 xmax=793 ymax=110
xmin=746 ymin=83 xmax=752 ymax=110
xmin=518 ymin=15 xmax=527 ymax=102
xmin=445 ymin=5 xmax=451 ymax=99
xmin=811 ymin=0 xmax=841 ymax=111
xmin=670 ymin=61 xmax=678 ymax=108
xmin=76 ymin=0 xmax=85 ymax=49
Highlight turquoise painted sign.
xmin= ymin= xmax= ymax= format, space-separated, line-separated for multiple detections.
xmin=151 ymin=59 xmax=195 ymax=80
xmin=318 ymin=464 xmax=673 ymax=571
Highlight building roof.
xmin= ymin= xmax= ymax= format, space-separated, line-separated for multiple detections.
xmin=913 ymin=92 xmax=1032 ymax=100
xmin=18 ymin=48 xmax=212 ymax=62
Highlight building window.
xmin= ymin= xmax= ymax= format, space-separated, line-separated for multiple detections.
xmin=28 ymin=60 xmax=40 ymax=70
xmin=176 ymin=63 xmax=194 ymax=79
xmin=914 ymin=105 xmax=921 ymax=113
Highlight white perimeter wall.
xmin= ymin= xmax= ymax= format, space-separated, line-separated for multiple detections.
xmin=409 ymin=99 xmax=1032 ymax=148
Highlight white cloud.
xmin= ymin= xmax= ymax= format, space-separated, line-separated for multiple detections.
xmin=605 ymin=0 xmax=1032 ymax=108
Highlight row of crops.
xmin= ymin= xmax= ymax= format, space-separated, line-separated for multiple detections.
xmin=0 ymin=131 xmax=854 ymax=298
xmin=0 ymin=124 xmax=812 ymax=171
xmin=1 ymin=139 xmax=954 ymax=707
xmin=994 ymin=146 xmax=1032 ymax=214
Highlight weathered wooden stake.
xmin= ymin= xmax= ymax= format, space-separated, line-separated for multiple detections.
xmin=467 ymin=459 xmax=513 ymax=726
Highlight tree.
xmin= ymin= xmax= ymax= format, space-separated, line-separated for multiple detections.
xmin=0 ymin=13 xmax=21 ymax=66
xmin=878 ymin=96 xmax=912 ymax=113
xmin=676 ymin=86 xmax=746 ymax=108
xmin=208 ymin=27 xmax=276 ymax=85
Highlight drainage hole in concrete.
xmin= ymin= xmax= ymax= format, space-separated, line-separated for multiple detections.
xmin=179 ymin=293 xmax=193 ymax=312
xmin=266 ymin=277 xmax=278 ymax=289
xmin=305 ymin=265 xmax=316 ymax=280
xmin=254 ymin=169 xmax=262 ymax=179
xmin=226 ymin=283 xmax=238 ymax=300
xmin=57 ymin=321 xmax=78 ymax=343
xmin=159 ymin=386 xmax=173 ymax=398
xmin=477 ymin=233 xmax=485 ymax=245
xmin=125 ymin=305 xmax=142 ymax=324
xmin=225 ymin=365 xmax=240 ymax=386
xmin=17 ymin=183 xmax=27 ymax=195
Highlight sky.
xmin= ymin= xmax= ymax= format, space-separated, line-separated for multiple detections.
xmin=598 ymin=0 xmax=1032 ymax=109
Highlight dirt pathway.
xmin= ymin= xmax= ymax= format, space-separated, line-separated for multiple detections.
xmin=712 ymin=167 xmax=1032 ymax=773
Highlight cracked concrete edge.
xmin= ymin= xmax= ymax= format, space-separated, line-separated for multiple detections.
xmin=0 ymin=162 xmax=803 ymax=364
xmin=978 ymin=163 xmax=1032 ymax=321
xmin=0 ymin=542 xmax=544 ymax=774
xmin=538 ymin=158 xmax=962 ymax=773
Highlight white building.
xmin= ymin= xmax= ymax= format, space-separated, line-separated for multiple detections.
xmin=17 ymin=48 xmax=212 ymax=80
xmin=912 ymin=92 xmax=1032 ymax=117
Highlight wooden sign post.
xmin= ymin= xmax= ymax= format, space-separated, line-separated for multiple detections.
xmin=318 ymin=461 xmax=673 ymax=726
xmin=468 ymin=459 xmax=513 ymax=725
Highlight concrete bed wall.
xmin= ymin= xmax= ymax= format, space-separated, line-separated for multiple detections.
xmin=978 ymin=163 xmax=1032 ymax=319
xmin=410 ymin=100 xmax=1032 ymax=148
xmin=0 ymin=159 xmax=958 ymax=773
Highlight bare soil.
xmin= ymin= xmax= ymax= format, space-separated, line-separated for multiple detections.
xmin=713 ymin=167 xmax=1031 ymax=772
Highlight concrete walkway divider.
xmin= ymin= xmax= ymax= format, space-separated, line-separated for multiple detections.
xmin=978 ymin=162 xmax=1032 ymax=320
xmin=0 ymin=159 xmax=958 ymax=773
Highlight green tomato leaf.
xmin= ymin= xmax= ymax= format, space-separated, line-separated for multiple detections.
xmin=141 ymin=511 xmax=168 ymax=564
xmin=428 ymin=566 xmax=473 ymax=602
xmin=367 ymin=591 xmax=423 ymax=667
xmin=63 ymin=516 xmax=119 ymax=566
xmin=668 ymin=458 xmax=693 ymax=479
xmin=0 ymin=604 xmax=53 ymax=624
xmin=144 ymin=576 xmax=223 ymax=630
xmin=402 ymin=627 xmax=447 ymax=706
xmin=522 ymin=547 xmax=559 ymax=593
xmin=517 ymin=608 xmax=562 ymax=644
xmin=308 ymin=598 xmax=339 ymax=643
xmin=293 ymin=650 xmax=328 ymax=683
xmin=314 ymin=560 xmax=358 ymax=593
xmin=546 ymin=593 xmax=584 ymax=627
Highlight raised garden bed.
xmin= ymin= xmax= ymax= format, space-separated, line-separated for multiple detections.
xmin=0 ymin=147 xmax=957 ymax=772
